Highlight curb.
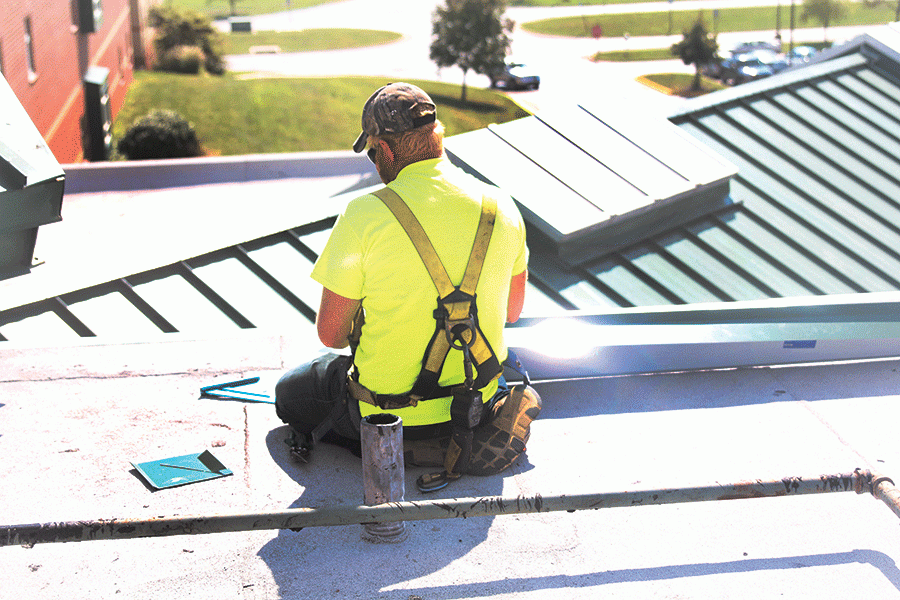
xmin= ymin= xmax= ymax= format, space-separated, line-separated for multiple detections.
xmin=636 ymin=75 xmax=675 ymax=95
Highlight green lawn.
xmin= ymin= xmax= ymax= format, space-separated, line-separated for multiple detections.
xmin=111 ymin=73 xmax=531 ymax=157
xmin=510 ymin=0 xmax=716 ymax=5
xmin=523 ymin=3 xmax=898 ymax=38
xmin=222 ymin=29 xmax=401 ymax=54
xmin=166 ymin=0 xmax=342 ymax=19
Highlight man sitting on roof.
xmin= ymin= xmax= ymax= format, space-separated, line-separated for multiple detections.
xmin=274 ymin=82 xmax=540 ymax=490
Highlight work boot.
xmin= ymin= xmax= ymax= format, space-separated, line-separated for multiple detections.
xmin=468 ymin=385 xmax=542 ymax=476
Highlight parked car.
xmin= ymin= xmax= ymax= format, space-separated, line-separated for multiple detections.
xmin=786 ymin=45 xmax=818 ymax=64
xmin=489 ymin=61 xmax=540 ymax=90
xmin=725 ymin=40 xmax=782 ymax=55
xmin=718 ymin=52 xmax=778 ymax=85
xmin=755 ymin=49 xmax=789 ymax=73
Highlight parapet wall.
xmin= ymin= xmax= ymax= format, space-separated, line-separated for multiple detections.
xmin=62 ymin=151 xmax=376 ymax=194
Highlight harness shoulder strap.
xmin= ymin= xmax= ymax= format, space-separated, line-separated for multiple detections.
xmin=369 ymin=186 xmax=501 ymax=401
xmin=373 ymin=187 xmax=497 ymax=300
xmin=373 ymin=187 xmax=455 ymax=298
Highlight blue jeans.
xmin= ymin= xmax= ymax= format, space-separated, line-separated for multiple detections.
xmin=274 ymin=353 xmax=509 ymax=442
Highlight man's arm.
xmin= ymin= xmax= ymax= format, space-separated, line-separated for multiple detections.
xmin=317 ymin=287 xmax=362 ymax=349
xmin=507 ymin=270 xmax=527 ymax=323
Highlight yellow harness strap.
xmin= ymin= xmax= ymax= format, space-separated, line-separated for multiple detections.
xmin=364 ymin=186 xmax=499 ymax=404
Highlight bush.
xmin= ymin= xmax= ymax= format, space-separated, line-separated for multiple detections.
xmin=149 ymin=5 xmax=225 ymax=75
xmin=116 ymin=109 xmax=204 ymax=160
xmin=156 ymin=45 xmax=204 ymax=74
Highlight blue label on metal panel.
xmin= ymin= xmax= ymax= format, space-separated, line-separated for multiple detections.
xmin=783 ymin=340 xmax=816 ymax=349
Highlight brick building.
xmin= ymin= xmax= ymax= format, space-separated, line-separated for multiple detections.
xmin=1 ymin=0 xmax=157 ymax=163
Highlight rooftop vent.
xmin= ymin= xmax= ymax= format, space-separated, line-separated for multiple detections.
xmin=0 ymin=74 xmax=66 ymax=279
xmin=445 ymin=104 xmax=737 ymax=264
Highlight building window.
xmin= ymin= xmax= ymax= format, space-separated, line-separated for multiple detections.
xmin=24 ymin=17 xmax=37 ymax=81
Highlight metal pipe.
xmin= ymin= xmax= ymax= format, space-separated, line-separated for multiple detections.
xmin=359 ymin=413 xmax=407 ymax=543
xmin=872 ymin=474 xmax=900 ymax=520
xmin=3 ymin=470 xmax=896 ymax=547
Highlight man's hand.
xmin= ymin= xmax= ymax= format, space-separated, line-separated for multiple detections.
xmin=317 ymin=288 xmax=362 ymax=349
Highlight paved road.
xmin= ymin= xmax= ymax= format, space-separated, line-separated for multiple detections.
xmin=220 ymin=0 xmax=886 ymax=115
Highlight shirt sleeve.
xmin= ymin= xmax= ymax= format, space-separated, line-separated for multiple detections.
xmin=510 ymin=198 xmax=529 ymax=275
xmin=310 ymin=204 xmax=366 ymax=300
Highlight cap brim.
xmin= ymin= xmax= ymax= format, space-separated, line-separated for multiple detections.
xmin=352 ymin=130 xmax=368 ymax=153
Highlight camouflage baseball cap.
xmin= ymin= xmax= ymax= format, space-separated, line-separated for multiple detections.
xmin=352 ymin=83 xmax=437 ymax=153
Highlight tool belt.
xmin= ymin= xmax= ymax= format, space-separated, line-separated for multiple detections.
xmin=348 ymin=186 xmax=504 ymax=491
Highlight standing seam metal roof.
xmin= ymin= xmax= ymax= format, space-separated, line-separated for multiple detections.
xmin=2 ymin=29 xmax=900 ymax=342
xmin=524 ymin=33 xmax=900 ymax=312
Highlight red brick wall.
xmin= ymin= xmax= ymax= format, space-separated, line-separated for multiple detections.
xmin=1 ymin=0 xmax=145 ymax=163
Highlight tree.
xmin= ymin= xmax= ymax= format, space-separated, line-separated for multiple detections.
xmin=671 ymin=17 xmax=718 ymax=92
xmin=430 ymin=0 xmax=514 ymax=102
xmin=800 ymin=0 xmax=849 ymax=42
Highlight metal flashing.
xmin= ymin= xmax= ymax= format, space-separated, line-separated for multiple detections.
xmin=505 ymin=293 xmax=900 ymax=380
xmin=0 ymin=74 xmax=65 ymax=279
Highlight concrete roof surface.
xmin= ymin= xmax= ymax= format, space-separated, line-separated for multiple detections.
xmin=3 ymin=334 xmax=900 ymax=599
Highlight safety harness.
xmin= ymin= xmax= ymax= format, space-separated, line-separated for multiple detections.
xmin=348 ymin=186 xmax=503 ymax=492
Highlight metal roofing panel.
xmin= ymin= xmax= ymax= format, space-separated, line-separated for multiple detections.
xmin=787 ymin=86 xmax=900 ymax=165
xmin=577 ymin=103 xmax=732 ymax=184
xmin=531 ymin=108 xmax=690 ymax=200
xmin=446 ymin=128 xmax=604 ymax=237
xmin=585 ymin=253 xmax=677 ymax=307
xmin=65 ymin=291 xmax=167 ymax=339
xmin=672 ymin=116 xmax=900 ymax=293
xmin=242 ymin=241 xmax=320 ymax=309
xmin=813 ymin=76 xmax=900 ymax=135
xmin=189 ymin=257 xmax=311 ymax=330
xmin=447 ymin=106 xmax=736 ymax=264
xmin=684 ymin=216 xmax=817 ymax=298
xmin=487 ymin=118 xmax=649 ymax=213
xmin=130 ymin=274 xmax=244 ymax=335
xmin=0 ymin=309 xmax=82 ymax=342
xmin=713 ymin=207 xmax=858 ymax=295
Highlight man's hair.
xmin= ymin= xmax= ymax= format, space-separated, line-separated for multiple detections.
xmin=374 ymin=120 xmax=445 ymax=168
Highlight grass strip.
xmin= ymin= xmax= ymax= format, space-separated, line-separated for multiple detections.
xmin=523 ymin=3 xmax=898 ymax=38
xmin=222 ymin=29 xmax=401 ymax=54
xmin=111 ymin=73 xmax=531 ymax=157
xmin=511 ymin=0 xmax=718 ymax=5
xmin=167 ymin=0 xmax=342 ymax=19
xmin=639 ymin=72 xmax=727 ymax=96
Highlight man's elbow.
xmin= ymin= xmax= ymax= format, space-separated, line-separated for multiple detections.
xmin=317 ymin=325 xmax=349 ymax=349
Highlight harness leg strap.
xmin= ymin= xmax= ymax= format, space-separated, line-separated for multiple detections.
xmin=416 ymin=386 xmax=483 ymax=492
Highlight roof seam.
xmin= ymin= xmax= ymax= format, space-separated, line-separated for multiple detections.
xmin=709 ymin=212 xmax=827 ymax=296
xmin=746 ymin=92 xmax=900 ymax=239
xmin=703 ymin=109 xmax=900 ymax=289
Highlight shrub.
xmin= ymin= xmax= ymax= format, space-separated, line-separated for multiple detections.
xmin=156 ymin=45 xmax=204 ymax=74
xmin=116 ymin=109 xmax=204 ymax=160
xmin=149 ymin=5 xmax=225 ymax=75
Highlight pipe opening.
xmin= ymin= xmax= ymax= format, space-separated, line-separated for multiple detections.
xmin=363 ymin=413 xmax=401 ymax=426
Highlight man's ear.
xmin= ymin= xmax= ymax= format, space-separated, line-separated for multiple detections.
xmin=377 ymin=139 xmax=394 ymax=164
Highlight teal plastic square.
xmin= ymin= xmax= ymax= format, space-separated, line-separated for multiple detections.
xmin=131 ymin=450 xmax=232 ymax=490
